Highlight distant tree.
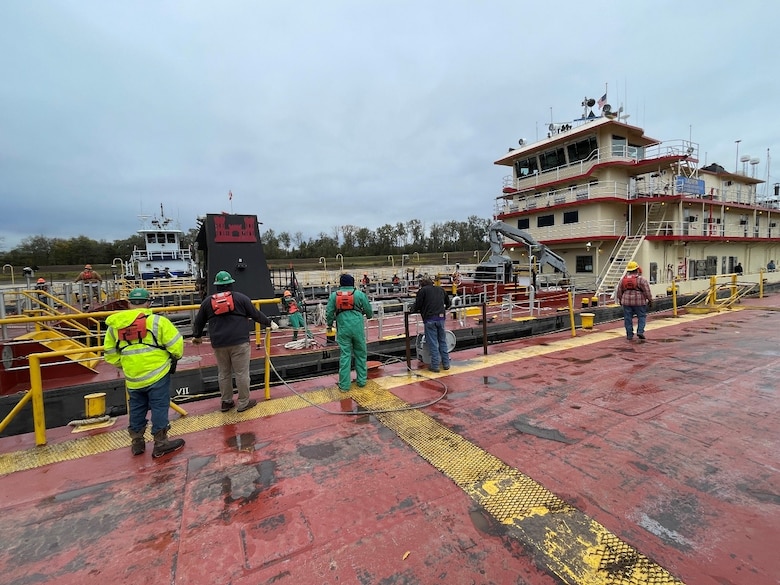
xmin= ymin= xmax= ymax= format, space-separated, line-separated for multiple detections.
xmin=278 ymin=231 xmax=291 ymax=254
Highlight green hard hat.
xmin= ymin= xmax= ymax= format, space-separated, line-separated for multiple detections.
xmin=128 ymin=288 xmax=150 ymax=301
xmin=213 ymin=271 xmax=235 ymax=285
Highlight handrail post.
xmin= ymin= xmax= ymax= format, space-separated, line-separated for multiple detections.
xmin=29 ymin=354 xmax=47 ymax=446
xmin=568 ymin=291 xmax=576 ymax=337
xmin=264 ymin=327 xmax=272 ymax=400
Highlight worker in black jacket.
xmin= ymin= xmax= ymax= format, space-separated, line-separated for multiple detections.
xmin=410 ymin=276 xmax=451 ymax=372
xmin=192 ymin=271 xmax=278 ymax=413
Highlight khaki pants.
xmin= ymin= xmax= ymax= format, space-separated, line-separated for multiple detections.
xmin=214 ymin=343 xmax=252 ymax=408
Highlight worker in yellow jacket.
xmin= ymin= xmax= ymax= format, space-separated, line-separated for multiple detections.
xmin=104 ymin=288 xmax=184 ymax=458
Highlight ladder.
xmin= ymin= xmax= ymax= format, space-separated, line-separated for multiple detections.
xmin=595 ymin=234 xmax=645 ymax=299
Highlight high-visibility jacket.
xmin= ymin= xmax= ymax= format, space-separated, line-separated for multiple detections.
xmin=104 ymin=308 xmax=184 ymax=390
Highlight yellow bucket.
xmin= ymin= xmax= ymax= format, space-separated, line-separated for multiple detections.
xmin=84 ymin=392 xmax=107 ymax=418
xmin=581 ymin=313 xmax=595 ymax=329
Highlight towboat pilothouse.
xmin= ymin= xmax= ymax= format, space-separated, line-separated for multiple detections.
xmin=489 ymin=94 xmax=775 ymax=301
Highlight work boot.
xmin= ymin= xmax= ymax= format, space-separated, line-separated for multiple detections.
xmin=152 ymin=427 xmax=185 ymax=458
xmin=129 ymin=429 xmax=146 ymax=456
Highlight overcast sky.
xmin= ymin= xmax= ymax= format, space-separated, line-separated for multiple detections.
xmin=1 ymin=1 xmax=778 ymax=250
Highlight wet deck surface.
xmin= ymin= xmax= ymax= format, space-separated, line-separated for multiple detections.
xmin=1 ymin=297 xmax=779 ymax=584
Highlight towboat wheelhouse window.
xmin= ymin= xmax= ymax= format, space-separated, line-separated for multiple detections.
xmin=539 ymin=148 xmax=566 ymax=171
xmin=566 ymin=136 xmax=598 ymax=164
xmin=514 ymin=156 xmax=538 ymax=177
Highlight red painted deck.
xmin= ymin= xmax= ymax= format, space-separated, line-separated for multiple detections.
xmin=1 ymin=295 xmax=779 ymax=584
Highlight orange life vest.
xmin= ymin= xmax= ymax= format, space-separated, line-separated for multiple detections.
xmin=335 ymin=289 xmax=356 ymax=312
xmin=211 ymin=291 xmax=235 ymax=315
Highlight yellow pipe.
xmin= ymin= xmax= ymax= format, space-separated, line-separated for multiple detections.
xmin=264 ymin=328 xmax=272 ymax=400
xmin=0 ymin=389 xmax=33 ymax=435
xmin=29 ymin=354 xmax=46 ymax=446
xmin=170 ymin=401 xmax=188 ymax=416
xmin=568 ymin=292 xmax=576 ymax=337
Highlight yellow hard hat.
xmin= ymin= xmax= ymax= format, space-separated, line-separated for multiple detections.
xmin=626 ymin=261 xmax=639 ymax=272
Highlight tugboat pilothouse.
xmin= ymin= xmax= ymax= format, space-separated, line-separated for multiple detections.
xmin=122 ymin=204 xmax=199 ymax=280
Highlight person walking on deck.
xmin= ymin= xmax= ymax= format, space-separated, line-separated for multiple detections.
xmin=615 ymin=261 xmax=653 ymax=341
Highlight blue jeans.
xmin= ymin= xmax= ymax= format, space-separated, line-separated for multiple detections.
xmin=622 ymin=304 xmax=647 ymax=338
xmin=424 ymin=319 xmax=450 ymax=370
xmin=128 ymin=373 xmax=171 ymax=434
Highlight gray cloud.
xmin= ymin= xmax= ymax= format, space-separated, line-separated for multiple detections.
xmin=1 ymin=1 xmax=778 ymax=249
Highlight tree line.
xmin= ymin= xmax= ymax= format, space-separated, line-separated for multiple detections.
xmin=0 ymin=216 xmax=492 ymax=267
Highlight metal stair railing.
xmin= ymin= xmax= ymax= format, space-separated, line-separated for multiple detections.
xmin=595 ymin=229 xmax=645 ymax=298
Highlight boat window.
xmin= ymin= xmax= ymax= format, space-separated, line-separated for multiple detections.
xmin=514 ymin=156 xmax=538 ymax=177
xmin=576 ymin=255 xmax=593 ymax=273
xmin=563 ymin=211 xmax=579 ymax=224
xmin=147 ymin=234 xmax=155 ymax=243
xmin=629 ymin=143 xmax=645 ymax=160
xmin=167 ymin=234 xmax=176 ymax=243
xmin=517 ymin=218 xmax=530 ymax=229
xmin=612 ymin=135 xmax=627 ymax=156
xmin=539 ymin=148 xmax=566 ymax=172
xmin=566 ymin=137 xmax=598 ymax=163
xmin=537 ymin=214 xmax=554 ymax=228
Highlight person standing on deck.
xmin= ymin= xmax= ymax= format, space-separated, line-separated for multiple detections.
xmin=410 ymin=275 xmax=452 ymax=372
xmin=325 ymin=273 xmax=374 ymax=391
xmin=191 ymin=271 xmax=277 ymax=413
xmin=74 ymin=264 xmax=102 ymax=304
xmin=104 ymin=288 xmax=185 ymax=458
xmin=281 ymin=289 xmax=306 ymax=341
xmin=615 ymin=261 xmax=653 ymax=341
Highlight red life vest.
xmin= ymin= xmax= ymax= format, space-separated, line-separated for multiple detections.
xmin=335 ymin=289 xmax=355 ymax=312
xmin=211 ymin=291 xmax=235 ymax=315
xmin=622 ymin=274 xmax=639 ymax=290
xmin=116 ymin=312 xmax=164 ymax=354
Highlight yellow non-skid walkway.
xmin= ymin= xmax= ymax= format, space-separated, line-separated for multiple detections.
xmin=1 ymin=311 xmax=725 ymax=583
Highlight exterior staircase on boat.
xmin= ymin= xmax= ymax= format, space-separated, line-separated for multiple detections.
xmin=595 ymin=234 xmax=645 ymax=299
xmin=646 ymin=201 xmax=674 ymax=235
xmin=15 ymin=330 xmax=102 ymax=372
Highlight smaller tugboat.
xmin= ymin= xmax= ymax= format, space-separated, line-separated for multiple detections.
xmin=119 ymin=204 xmax=199 ymax=280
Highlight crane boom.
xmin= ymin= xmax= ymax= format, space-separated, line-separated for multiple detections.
xmin=486 ymin=221 xmax=568 ymax=275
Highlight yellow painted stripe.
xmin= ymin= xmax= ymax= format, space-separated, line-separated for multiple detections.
xmin=351 ymin=380 xmax=685 ymax=584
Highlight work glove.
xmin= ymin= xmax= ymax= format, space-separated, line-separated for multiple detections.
xmin=270 ymin=321 xmax=279 ymax=330
xmin=192 ymin=337 xmax=202 ymax=345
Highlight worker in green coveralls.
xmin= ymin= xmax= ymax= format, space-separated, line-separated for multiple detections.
xmin=281 ymin=290 xmax=306 ymax=341
xmin=325 ymin=273 xmax=373 ymax=391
